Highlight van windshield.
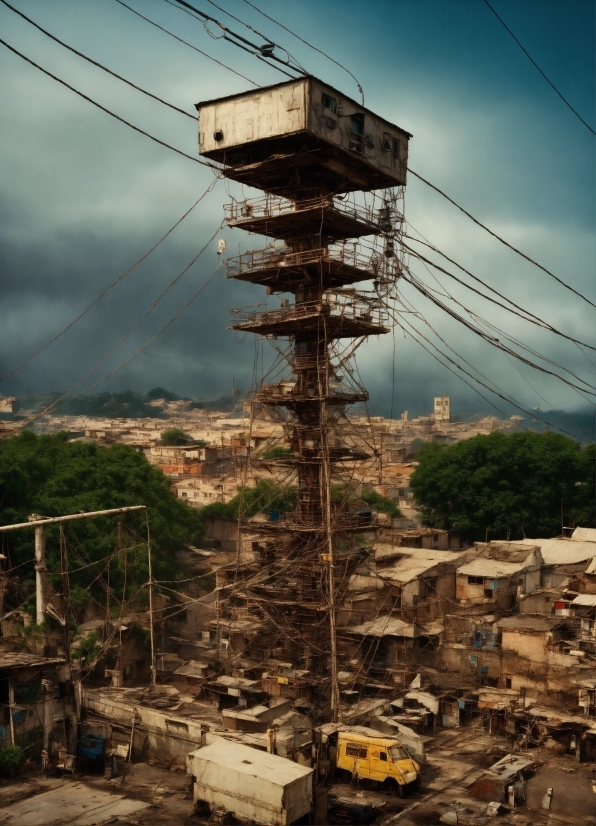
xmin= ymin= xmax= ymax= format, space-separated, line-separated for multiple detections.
xmin=389 ymin=745 xmax=410 ymax=761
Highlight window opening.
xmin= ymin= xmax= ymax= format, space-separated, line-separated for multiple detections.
xmin=349 ymin=113 xmax=364 ymax=153
xmin=468 ymin=575 xmax=483 ymax=585
xmin=322 ymin=93 xmax=337 ymax=113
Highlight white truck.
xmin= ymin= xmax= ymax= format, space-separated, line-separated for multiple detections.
xmin=187 ymin=739 xmax=313 ymax=825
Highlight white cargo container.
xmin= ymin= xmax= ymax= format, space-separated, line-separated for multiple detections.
xmin=187 ymin=739 xmax=313 ymax=825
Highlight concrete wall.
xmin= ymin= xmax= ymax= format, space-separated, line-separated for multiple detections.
xmin=85 ymin=691 xmax=214 ymax=767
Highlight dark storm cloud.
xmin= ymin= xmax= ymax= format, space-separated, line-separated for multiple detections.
xmin=0 ymin=0 xmax=594 ymax=425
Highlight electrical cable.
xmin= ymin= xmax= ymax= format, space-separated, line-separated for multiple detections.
xmin=401 ymin=269 xmax=596 ymax=399
xmin=201 ymin=0 xmax=308 ymax=74
xmin=48 ymin=259 xmax=223 ymax=408
xmin=166 ymin=0 xmax=303 ymax=78
xmin=483 ymin=0 xmax=595 ymax=135
xmin=114 ymin=0 xmax=259 ymax=86
xmin=402 ymin=234 xmax=596 ymax=353
xmin=389 ymin=295 xmax=591 ymax=442
xmin=9 ymin=226 xmax=222 ymax=431
xmin=240 ymin=0 xmax=365 ymax=103
xmin=0 ymin=0 xmax=193 ymax=118
xmin=402 ymin=257 xmax=596 ymax=394
xmin=0 ymin=37 xmax=220 ymax=170
xmin=0 ymin=180 xmax=217 ymax=385
xmin=408 ymin=168 xmax=596 ymax=309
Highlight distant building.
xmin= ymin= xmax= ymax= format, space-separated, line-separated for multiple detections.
xmin=0 ymin=395 xmax=16 ymax=414
xmin=433 ymin=396 xmax=450 ymax=422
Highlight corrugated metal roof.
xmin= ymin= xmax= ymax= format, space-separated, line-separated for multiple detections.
xmin=189 ymin=738 xmax=312 ymax=784
xmin=512 ymin=537 xmax=596 ymax=565
xmin=0 ymin=652 xmax=65 ymax=670
xmin=458 ymin=558 xmax=529 ymax=578
xmin=572 ymin=528 xmax=596 ymax=542
xmin=347 ymin=617 xmax=416 ymax=638
xmin=571 ymin=594 xmax=596 ymax=606
xmin=497 ymin=616 xmax=563 ymax=632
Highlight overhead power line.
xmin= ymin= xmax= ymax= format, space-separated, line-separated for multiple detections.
xmin=0 ymin=181 xmax=217 ymax=385
xmin=11 ymin=228 xmax=222 ymax=432
xmin=390 ymin=296 xmax=591 ymax=443
xmin=402 ymin=237 xmax=596 ymax=353
xmin=0 ymin=0 xmax=193 ymax=119
xmin=166 ymin=0 xmax=303 ymax=79
xmin=0 ymin=37 xmax=219 ymax=170
xmin=483 ymin=0 xmax=595 ymax=136
xmin=202 ymin=0 xmax=307 ymax=73
xmin=400 ymin=269 xmax=596 ymax=400
xmin=408 ymin=168 xmax=596 ymax=310
xmin=114 ymin=0 xmax=258 ymax=87
xmin=240 ymin=0 xmax=364 ymax=103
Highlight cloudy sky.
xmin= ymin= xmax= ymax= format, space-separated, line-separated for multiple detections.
xmin=0 ymin=0 xmax=594 ymax=429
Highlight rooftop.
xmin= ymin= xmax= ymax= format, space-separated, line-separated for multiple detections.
xmin=512 ymin=537 xmax=596 ymax=566
xmin=0 ymin=651 xmax=65 ymax=670
xmin=345 ymin=617 xmax=416 ymax=638
xmin=496 ymin=615 xmax=565 ymax=632
xmin=188 ymin=738 xmax=312 ymax=784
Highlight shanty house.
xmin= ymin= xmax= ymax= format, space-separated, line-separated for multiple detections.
xmin=0 ymin=652 xmax=77 ymax=761
xmin=456 ymin=543 xmax=542 ymax=609
xmin=497 ymin=615 xmax=583 ymax=697
xmin=375 ymin=546 xmax=472 ymax=621
xmin=511 ymin=532 xmax=596 ymax=589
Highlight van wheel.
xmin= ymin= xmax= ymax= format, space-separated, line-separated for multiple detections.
xmin=335 ymin=769 xmax=351 ymax=784
xmin=382 ymin=778 xmax=399 ymax=797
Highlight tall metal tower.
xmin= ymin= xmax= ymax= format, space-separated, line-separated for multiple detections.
xmin=197 ymin=77 xmax=411 ymax=719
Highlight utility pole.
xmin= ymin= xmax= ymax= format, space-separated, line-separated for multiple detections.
xmin=0 ymin=506 xmax=147 ymax=625
xmin=145 ymin=513 xmax=157 ymax=688
xmin=31 ymin=515 xmax=47 ymax=625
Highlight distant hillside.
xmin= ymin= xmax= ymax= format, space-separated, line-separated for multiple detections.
xmin=14 ymin=388 xmax=244 ymax=419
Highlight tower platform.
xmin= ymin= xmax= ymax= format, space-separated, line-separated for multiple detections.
xmin=230 ymin=298 xmax=389 ymax=339
xmin=225 ymin=196 xmax=382 ymax=241
xmin=226 ymin=245 xmax=385 ymax=292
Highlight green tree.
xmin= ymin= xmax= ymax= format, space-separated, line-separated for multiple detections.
xmin=200 ymin=480 xmax=297 ymax=521
xmin=260 ymin=445 xmax=293 ymax=459
xmin=410 ymin=431 xmax=595 ymax=541
xmin=148 ymin=387 xmax=181 ymax=402
xmin=0 ymin=432 xmax=203 ymax=610
xmin=161 ymin=428 xmax=191 ymax=446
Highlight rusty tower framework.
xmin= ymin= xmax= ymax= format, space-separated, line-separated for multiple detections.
xmin=197 ymin=77 xmax=411 ymax=719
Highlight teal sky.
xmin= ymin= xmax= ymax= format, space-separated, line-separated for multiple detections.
xmin=0 ymin=0 xmax=594 ymax=427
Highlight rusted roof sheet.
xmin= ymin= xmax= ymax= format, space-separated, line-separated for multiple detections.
xmin=0 ymin=652 xmax=65 ymax=670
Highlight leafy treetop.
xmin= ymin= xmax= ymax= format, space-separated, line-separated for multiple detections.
xmin=410 ymin=431 xmax=595 ymax=542
xmin=0 ymin=432 xmax=203 ymax=612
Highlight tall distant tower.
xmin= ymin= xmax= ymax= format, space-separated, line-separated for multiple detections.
xmin=434 ymin=396 xmax=451 ymax=422
xmin=196 ymin=77 xmax=411 ymax=719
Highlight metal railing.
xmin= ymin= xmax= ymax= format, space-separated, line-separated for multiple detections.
xmin=224 ymin=194 xmax=380 ymax=231
xmin=257 ymin=381 xmax=368 ymax=404
xmin=226 ymin=243 xmax=385 ymax=280
xmin=230 ymin=292 xmax=389 ymax=331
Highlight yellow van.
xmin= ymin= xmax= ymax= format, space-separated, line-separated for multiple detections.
xmin=336 ymin=730 xmax=420 ymax=796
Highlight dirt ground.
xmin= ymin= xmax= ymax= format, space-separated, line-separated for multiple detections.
xmin=1 ymin=728 xmax=595 ymax=825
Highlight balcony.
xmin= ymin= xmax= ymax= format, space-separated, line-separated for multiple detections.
xmin=230 ymin=292 xmax=389 ymax=339
xmin=225 ymin=195 xmax=383 ymax=241
xmin=226 ymin=243 xmax=389 ymax=291
xmin=256 ymin=380 xmax=368 ymax=407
